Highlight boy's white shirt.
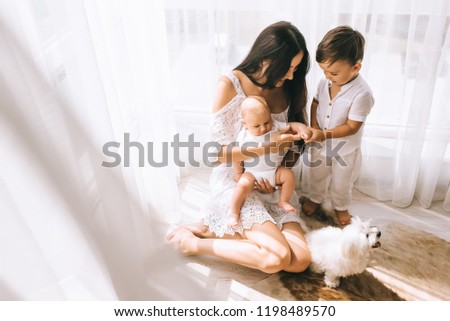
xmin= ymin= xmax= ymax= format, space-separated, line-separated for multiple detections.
xmin=314 ymin=75 xmax=374 ymax=156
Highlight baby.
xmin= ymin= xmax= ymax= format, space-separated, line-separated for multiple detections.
xmin=229 ymin=96 xmax=296 ymax=227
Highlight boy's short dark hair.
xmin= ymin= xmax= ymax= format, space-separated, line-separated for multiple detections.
xmin=316 ymin=26 xmax=365 ymax=66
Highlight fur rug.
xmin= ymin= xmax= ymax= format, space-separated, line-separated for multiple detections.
xmin=365 ymin=222 xmax=450 ymax=300
xmin=186 ymin=216 xmax=450 ymax=301
xmin=276 ymin=221 xmax=450 ymax=300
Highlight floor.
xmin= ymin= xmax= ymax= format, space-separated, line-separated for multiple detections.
xmin=176 ymin=168 xmax=450 ymax=301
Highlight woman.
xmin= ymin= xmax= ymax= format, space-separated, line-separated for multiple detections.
xmin=168 ymin=21 xmax=312 ymax=273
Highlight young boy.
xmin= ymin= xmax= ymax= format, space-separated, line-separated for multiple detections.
xmin=228 ymin=96 xmax=296 ymax=227
xmin=302 ymin=26 xmax=374 ymax=227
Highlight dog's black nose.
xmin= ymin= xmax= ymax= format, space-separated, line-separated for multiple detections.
xmin=377 ymin=231 xmax=381 ymax=238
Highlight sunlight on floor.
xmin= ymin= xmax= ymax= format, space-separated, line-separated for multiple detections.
xmin=367 ymin=266 xmax=445 ymax=301
xmin=185 ymin=262 xmax=275 ymax=300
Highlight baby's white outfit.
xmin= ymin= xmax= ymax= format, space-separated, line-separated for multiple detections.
xmin=237 ymin=119 xmax=287 ymax=186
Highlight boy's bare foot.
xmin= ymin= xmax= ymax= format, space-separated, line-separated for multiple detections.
xmin=300 ymin=197 xmax=321 ymax=216
xmin=278 ymin=201 xmax=296 ymax=212
xmin=227 ymin=214 xmax=240 ymax=228
xmin=335 ymin=210 xmax=352 ymax=227
xmin=166 ymin=227 xmax=199 ymax=255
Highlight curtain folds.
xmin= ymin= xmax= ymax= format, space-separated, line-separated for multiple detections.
xmin=348 ymin=0 xmax=450 ymax=211
xmin=0 ymin=0 xmax=205 ymax=300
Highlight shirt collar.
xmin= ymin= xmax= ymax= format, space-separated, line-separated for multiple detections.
xmin=341 ymin=74 xmax=361 ymax=90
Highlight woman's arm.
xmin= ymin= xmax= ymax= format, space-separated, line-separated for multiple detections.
xmin=211 ymin=76 xmax=238 ymax=113
xmin=217 ymin=126 xmax=298 ymax=163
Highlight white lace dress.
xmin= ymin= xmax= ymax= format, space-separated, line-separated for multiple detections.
xmin=202 ymin=72 xmax=307 ymax=237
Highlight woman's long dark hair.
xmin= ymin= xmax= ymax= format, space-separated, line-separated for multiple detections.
xmin=235 ymin=21 xmax=310 ymax=125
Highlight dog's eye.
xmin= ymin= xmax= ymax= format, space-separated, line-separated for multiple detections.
xmin=366 ymin=234 xmax=369 ymax=238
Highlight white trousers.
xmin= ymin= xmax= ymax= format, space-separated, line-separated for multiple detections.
xmin=306 ymin=147 xmax=361 ymax=211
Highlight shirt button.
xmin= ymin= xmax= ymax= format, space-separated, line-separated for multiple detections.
xmin=329 ymin=102 xmax=332 ymax=106
xmin=324 ymin=127 xmax=327 ymax=130
xmin=326 ymin=115 xmax=330 ymax=118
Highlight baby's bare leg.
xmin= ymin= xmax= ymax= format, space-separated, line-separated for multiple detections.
xmin=229 ymin=172 xmax=256 ymax=227
xmin=275 ymin=167 xmax=296 ymax=212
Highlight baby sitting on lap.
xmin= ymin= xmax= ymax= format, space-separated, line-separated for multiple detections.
xmin=229 ymin=96 xmax=296 ymax=227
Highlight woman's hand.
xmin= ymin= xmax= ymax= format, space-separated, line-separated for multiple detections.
xmin=289 ymin=122 xmax=313 ymax=140
xmin=304 ymin=127 xmax=325 ymax=143
xmin=270 ymin=126 xmax=301 ymax=148
xmin=254 ymin=178 xmax=277 ymax=193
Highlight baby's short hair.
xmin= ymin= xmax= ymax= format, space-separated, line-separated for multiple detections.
xmin=240 ymin=95 xmax=270 ymax=118
xmin=316 ymin=25 xmax=365 ymax=66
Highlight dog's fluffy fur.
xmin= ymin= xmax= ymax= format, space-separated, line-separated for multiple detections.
xmin=306 ymin=216 xmax=381 ymax=288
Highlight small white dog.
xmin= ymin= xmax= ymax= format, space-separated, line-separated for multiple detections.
xmin=306 ymin=216 xmax=381 ymax=288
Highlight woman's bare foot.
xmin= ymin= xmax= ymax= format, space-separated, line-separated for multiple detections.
xmin=301 ymin=198 xmax=321 ymax=216
xmin=227 ymin=213 xmax=240 ymax=228
xmin=278 ymin=201 xmax=296 ymax=212
xmin=335 ymin=210 xmax=352 ymax=227
xmin=178 ymin=219 xmax=216 ymax=238
xmin=166 ymin=227 xmax=199 ymax=255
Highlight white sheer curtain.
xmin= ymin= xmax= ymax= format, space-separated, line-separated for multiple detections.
xmin=164 ymin=0 xmax=450 ymax=212
xmin=0 ymin=0 xmax=207 ymax=300
xmin=350 ymin=0 xmax=450 ymax=211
